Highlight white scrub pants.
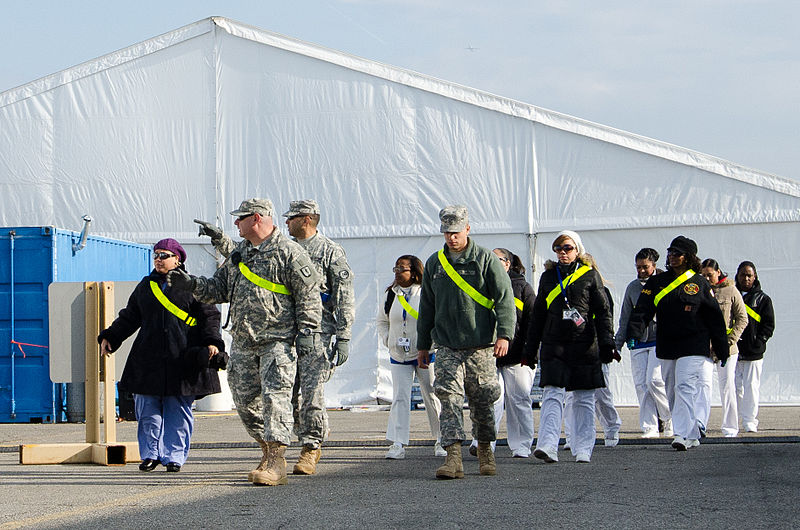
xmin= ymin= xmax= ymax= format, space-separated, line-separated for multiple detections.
xmin=660 ymin=356 xmax=705 ymax=440
xmin=735 ymin=359 xmax=763 ymax=431
xmin=630 ymin=346 xmax=671 ymax=432
xmin=717 ymin=353 xmax=739 ymax=436
xmin=564 ymin=365 xmax=621 ymax=442
xmin=134 ymin=394 xmax=195 ymax=466
xmin=537 ymin=386 xmax=596 ymax=458
xmin=386 ymin=361 xmax=442 ymax=445
xmin=695 ymin=357 xmax=715 ymax=431
xmin=492 ymin=364 xmax=536 ymax=455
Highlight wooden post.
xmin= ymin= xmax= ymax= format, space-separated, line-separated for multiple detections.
xmin=100 ymin=282 xmax=116 ymax=444
xmin=84 ymin=282 xmax=101 ymax=444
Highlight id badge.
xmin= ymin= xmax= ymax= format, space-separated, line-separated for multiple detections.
xmin=562 ymin=307 xmax=585 ymax=326
xmin=397 ymin=336 xmax=411 ymax=352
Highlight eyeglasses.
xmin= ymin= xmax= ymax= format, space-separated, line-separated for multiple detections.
xmin=392 ymin=267 xmax=411 ymax=273
xmin=553 ymin=245 xmax=575 ymax=253
xmin=497 ymin=257 xmax=509 ymax=263
xmin=667 ymin=249 xmax=684 ymax=257
xmin=237 ymin=213 xmax=254 ymax=222
xmin=154 ymin=252 xmax=176 ymax=260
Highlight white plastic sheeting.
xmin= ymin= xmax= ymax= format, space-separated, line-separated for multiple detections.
xmin=1 ymin=17 xmax=798 ymax=406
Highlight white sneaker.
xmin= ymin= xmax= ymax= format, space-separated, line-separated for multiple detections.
xmin=575 ymin=452 xmax=591 ymax=463
xmin=468 ymin=440 xmax=478 ymax=457
xmin=687 ymin=438 xmax=700 ymax=448
xmin=744 ymin=424 xmax=758 ymax=433
xmin=385 ymin=443 xmax=405 ymax=460
xmin=562 ymin=440 xmax=571 ymax=451
xmin=604 ymin=435 xmax=619 ymax=447
xmin=663 ymin=420 xmax=673 ymax=437
xmin=671 ymin=436 xmax=688 ymax=451
xmin=511 ymin=450 xmax=530 ymax=458
xmin=533 ymin=447 xmax=558 ymax=463
xmin=641 ymin=428 xmax=660 ymax=439
xmin=434 ymin=442 xmax=447 ymax=457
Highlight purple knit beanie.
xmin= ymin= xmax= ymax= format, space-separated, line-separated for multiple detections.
xmin=154 ymin=238 xmax=187 ymax=263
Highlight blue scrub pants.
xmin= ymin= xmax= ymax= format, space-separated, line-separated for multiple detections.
xmin=134 ymin=394 xmax=195 ymax=466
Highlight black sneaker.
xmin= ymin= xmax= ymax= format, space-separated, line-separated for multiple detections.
xmin=698 ymin=423 xmax=707 ymax=439
xmin=139 ymin=459 xmax=159 ymax=472
xmin=166 ymin=463 xmax=181 ymax=472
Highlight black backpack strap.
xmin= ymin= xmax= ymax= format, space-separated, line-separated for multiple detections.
xmin=384 ymin=289 xmax=396 ymax=314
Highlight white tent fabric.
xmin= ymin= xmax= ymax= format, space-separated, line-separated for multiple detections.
xmin=2 ymin=17 xmax=798 ymax=406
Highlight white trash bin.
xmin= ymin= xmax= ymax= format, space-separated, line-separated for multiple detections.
xmin=195 ymin=369 xmax=235 ymax=412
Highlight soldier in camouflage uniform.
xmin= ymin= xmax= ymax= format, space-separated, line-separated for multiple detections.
xmin=194 ymin=199 xmax=355 ymax=475
xmin=170 ymin=198 xmax=322 ymax=487
xmin=417 ymin=205 xmax=516 ymax=479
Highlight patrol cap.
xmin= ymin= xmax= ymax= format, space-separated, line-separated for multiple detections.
xmin=230 ymin=198 xmax=273 ymax=218
xmin=668 ymin=235 xmax=698 ymax=256
xmin=439 ymin=205 xmax=469 ymax=233
xmin=282 ymin=199 xmax=320 ymax=218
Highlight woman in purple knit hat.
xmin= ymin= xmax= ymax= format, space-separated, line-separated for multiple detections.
xmin=99 ymin=238 xmax=226 ymax=472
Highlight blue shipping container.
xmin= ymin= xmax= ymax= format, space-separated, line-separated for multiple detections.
xmin=0 ymin=226 xmax=151 ymax=423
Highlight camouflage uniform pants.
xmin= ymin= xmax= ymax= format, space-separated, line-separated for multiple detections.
xmin=228 ymin=341 xmax=296 ymax=446
xmin=434 ymin=346 xmax=501 ymax=447
xmin=291 ymin=333 xmax=330 ymax=448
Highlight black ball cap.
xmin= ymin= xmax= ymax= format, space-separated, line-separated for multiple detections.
xmin=668 ymin=235 xmax=698 ymax=256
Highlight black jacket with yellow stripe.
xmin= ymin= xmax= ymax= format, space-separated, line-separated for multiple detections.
xmin=627 ymin=269 xmax=729 ymax=362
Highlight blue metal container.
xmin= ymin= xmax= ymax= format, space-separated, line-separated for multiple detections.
xmin=0 ymin=226 xmax=151 ymax=423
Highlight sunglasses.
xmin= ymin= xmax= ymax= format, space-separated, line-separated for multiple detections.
xmin=392 ymin=267 xmax=411 ymax=273
xmin=237 ymin=213 xmax=255 ymax=222
xmin=667 ymin=249 xmax=684 ymax=257
xmin=154 ymin=252 xmax=176 ymax=260
xmin=553 ymin=245 xmax=575 ymax=253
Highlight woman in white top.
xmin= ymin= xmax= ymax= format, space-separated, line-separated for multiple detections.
xmin=377 ymin=255 xmax=446 ymax=459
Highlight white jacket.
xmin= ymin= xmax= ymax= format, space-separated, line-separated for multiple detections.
xmin=376 ymin=283 xmax=423 ymax=363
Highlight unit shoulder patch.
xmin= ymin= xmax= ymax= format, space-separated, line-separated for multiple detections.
xmin=683 ymin=283 xmax=699 ymax=295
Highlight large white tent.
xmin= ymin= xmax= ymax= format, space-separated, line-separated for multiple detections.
xmin=2 ymin=16 xmax=798 ymax=406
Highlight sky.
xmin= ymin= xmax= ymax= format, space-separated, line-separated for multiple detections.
xmin=2 ymin=0 xmax=798 ymax=180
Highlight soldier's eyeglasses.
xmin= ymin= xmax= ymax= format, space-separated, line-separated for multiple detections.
xmin=237 ymin=214 xmax=254 ymax=222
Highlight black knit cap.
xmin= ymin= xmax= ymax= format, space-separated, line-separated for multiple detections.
xmin=668 ymin=235 xmax=698 ymax=256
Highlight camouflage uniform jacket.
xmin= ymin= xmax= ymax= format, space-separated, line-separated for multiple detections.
xmin=212 ymin=231 xmax=353 ymax=339
xmin=193 ymin=228 xmax=322 ymax=350
xmin=296 ymin=231 xmax=355 ymax=340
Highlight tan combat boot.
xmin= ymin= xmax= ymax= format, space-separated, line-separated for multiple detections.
xmin=435 ymin=443 xmax=464 ymax=480
xmin=477 ymin=442 xmax=496 ymax=476
xmin=293 ymin=445 xmax=321 ymax=475
xmin=247 ymin=440 xmax=270 ymax=483
xmin=251 ymin=442 xmax=288 ymax=486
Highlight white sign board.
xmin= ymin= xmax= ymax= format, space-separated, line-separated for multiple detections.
xmin=48 ymin=282 xmax=138 ymax=383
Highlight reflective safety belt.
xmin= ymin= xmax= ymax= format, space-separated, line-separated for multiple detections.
xmin=545 ymin=265 xmax=592 ymax=308
xmin=397 ymin=295 xmax=419 ymax=320
xmin=745 ymin=304 xmax=762 ymax=323
xmin=514 ymin=297 xmax=524 ymax=311
xmin=654 ymin=269 xmax=696 ymax=307
xmin=149 ymin=281 xmax=197 ymax=326
xmin=238 ymin=262 xmax=291 ymax=295
xmin=437 ymin=249 xmax=494 ymax=310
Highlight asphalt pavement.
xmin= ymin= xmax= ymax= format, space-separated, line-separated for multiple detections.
xmin=1 ymin=406 xmax=799 ymax=529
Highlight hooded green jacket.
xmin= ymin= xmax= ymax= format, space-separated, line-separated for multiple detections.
xmin=417 ymin=239 xmax=516 ymax=350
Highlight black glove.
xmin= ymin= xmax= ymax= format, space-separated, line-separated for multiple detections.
xmin=718 ymin=354 xmax=729 ymax=368
xmin=599 ymin=344 xmax=618 ymax=364
xmin=193 ymin=219 xmax=224 ymax=242
xmin=296 ymin=333 xmax=316 ymax=356
xmin=166 ymin=268 xmax=197 ymax=291
xmin=332 ymin=338 xmax=349 ymax=367
xmin=208 ymin=351 xmax=229 ymax=370
xmin=230 ymin=251 xmax=242 ymax=265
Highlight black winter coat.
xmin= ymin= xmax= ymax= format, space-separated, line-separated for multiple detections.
xmin=627 ymin=269 xmax=728 ymax=361
xmin=98 ymin=270 xmax=225 ymax=398
xmin=497 ymin=270 xmax=535 ymax=367
xmin=524 ymin=259 xmax=614 ymax=391
xmin=737 ymin=281 xmax=775 ymax=361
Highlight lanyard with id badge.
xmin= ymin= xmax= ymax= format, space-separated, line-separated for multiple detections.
xmin=556 ymin=265 xmax=585 ymax=326
xmin=397 ymin=289 xmax=416 ymax=352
